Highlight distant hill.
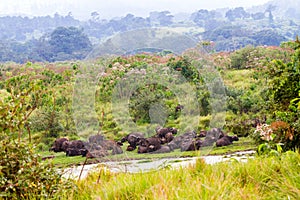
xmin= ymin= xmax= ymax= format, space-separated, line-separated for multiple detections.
xmin=0 ymin=0 xmax=300 ymax=63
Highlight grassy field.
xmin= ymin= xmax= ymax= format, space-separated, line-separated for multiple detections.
xmin=63 ymin=151 xmax=300 ymax=200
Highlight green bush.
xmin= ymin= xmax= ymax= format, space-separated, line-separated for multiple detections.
xmin=36 ymin=142 xmax=50 ymax=152
xmin=0 ymin=139 xmax=75 ymax=199
xmin=225 ymin=114 xmax=260 ymax=137
xmin=230 ymin=45 xmax=256 ymax=69
xmin=199 ymin=115 xmax=211 ymax=130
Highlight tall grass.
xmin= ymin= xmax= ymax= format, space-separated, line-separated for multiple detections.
xmin=66 ymin=151 xmax=300 ymax=200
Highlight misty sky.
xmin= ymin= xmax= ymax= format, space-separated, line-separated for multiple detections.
xmin=0 ymin=0 xmax=270 ymax=20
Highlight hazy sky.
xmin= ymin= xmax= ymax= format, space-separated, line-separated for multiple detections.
xmin=0 ymin=0 xmax=271 ymax=20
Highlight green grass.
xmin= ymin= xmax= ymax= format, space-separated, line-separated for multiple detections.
xmin=39 ymin=151 xmax=87 ymax=167
xmin=222 ymin=69 xmax=257 ymax=89
xmin=66 ymin=151 xmax=300 ymax=200
xmin=206 ymin=137 xmax=255 ymax=155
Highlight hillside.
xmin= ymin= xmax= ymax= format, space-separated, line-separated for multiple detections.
xmin=0 ymin=37 xmax=299 ymax=199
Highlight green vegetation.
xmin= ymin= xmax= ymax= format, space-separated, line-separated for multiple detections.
xmin=0 ymin=36 xmax=300 ymax=199
xmin=0 ymin=141 xmax=75 ymax=199
xmin=0 ymin=38 xmax=299 ymax=152
xmin=70 ymin=151 xmax=300 ymax=200
xmin=0 ymin=73 xmax=75 ymax=199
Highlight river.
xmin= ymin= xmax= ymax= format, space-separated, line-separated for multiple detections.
xmin=62 ymin=150 xmax=255 ymax=180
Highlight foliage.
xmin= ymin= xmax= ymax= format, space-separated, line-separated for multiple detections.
xmin=268 ymin=37 xmax=300 ymax=109
xmin=225 ymin=7 xmax=250 ymax=21
xmin=0 ymin=140 xmax=75 ymax=199
xmin=225 ymin=113 xmax=260 ymax=137
xmin=253 ymin=120 xmax=299 ymax=153
xmin=0 ymin=64 xmax=77 ymax=144
xmin=0 ymin=72 xmax=75 ymax=199
xmin=1 ymin=4 xmax=299 ymax=63
xmin=0 ymin=42 xmax=299 ymax=148
xmin=251 ymin=29 xmax=287 ymax=46
xmin=50 ymin=27 xmax=92 ymax=60
xmin=229 ymin=45 xmax=257 ymax=69
xmin=264 ymin=37 xmax=300 ymax=151
xmin=129 ymin=83 xmax=174 ymax=124
xmin=1 ymin=73 xmax=45 ymax=142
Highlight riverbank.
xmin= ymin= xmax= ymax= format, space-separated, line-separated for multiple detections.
xmin=43 ymin=137 xmax=255 ymax=167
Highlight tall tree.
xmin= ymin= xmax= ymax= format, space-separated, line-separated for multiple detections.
xmin=50 ymin=26 xmax=91 ymax=54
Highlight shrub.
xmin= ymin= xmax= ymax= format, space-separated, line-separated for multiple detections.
xmin=36 ymin=142 xmax=50 ymax=152
xmin=253 ymin=120 xmax=299 ymax=153
xmin=225 ymin=115 xmax=260 ymax=137
xmin=0 ymin=139 xmax=75 ymax=199
xmin=199 ymin=115 xmax=211 ymax=130
xmin=230 ymin=45 xmax=256 ymax=69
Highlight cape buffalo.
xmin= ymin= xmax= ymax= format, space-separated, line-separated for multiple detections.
xmin=216 ymin=135 xmax=239 ymax=147
xmin=137 ymin=137 xmax=161 ymax=153
xmin=120 ymin=132 xmax=144 ymax=151
xmin=181 ymin=139 xmax=202 ymax=151
xmin=50 ymin=138 xmax=69 ymax=152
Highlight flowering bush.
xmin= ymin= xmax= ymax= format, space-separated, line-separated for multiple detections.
xmin=253 ymin=121 xmax=297 ymax=155
xmin=254 ymin=123 xmax=274 ymax=141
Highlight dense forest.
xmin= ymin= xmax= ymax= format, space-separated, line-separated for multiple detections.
xmin=1 ymin=0 xmax=300 ymax=63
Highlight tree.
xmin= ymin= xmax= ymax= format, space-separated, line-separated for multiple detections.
xmin=48 ymin=26 xmax=92 ymax=60
xmin=191 ymin=9 xmax=210 ymax=26
xmin=0 ymin=72 xmax=75 ymax=199
xmin=251 ymin=29 xmax=287 ymax=46
xmin=265 ymin=37 xmax=300 ymax=150
xmin=265 ymin=4 xmax=276 ymax=23
xmin=149 ymin=11 xmax=173 ymax=26
xmin=268 ymin=37 xmax=300 ymax=109
xmin=225 ymin=7 xmax=250 ymax=21
xmin=90 ymin=11 xmax=100 ymax=22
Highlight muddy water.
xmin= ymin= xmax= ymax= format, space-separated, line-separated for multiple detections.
xmin=62 ymin=150 xmax=255 ymax=179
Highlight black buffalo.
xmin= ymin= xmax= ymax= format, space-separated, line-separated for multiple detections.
xmin=137 ymin=137 xmax=161 ymax=153
xmin=50 ymin=138 xmax=69 ymax=152
xmin=168 ymin=131 xmax=196 ymax=150
xmin=120 ymin=132 xmax=144 ymax=151
xmin=181 ymin=139 xmax=202 ymax=151
xmin=216 ymin=135 xmax=239 ymax=147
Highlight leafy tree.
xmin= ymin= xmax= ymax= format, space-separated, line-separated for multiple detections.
xmin=265 ymin=4 xmax=276 ymax=23
xmin=265 ymin=37 xmax=300 ymax=150
xmin=225 ymin=7 xmax=250 ymax=21
xmin=268 ymin=37 xmax=300 ymax=109
xmin=251 ymin=29 xmax=287 ymax=46
xmin=191 ymin=9 xmax=210 ymax=26
xmin=205 ymin=25 xmax=248 ymax=41
xmin=0 ymin=140 xmax=74 ymax=199
xmin=48 ymin=26 xmax=92 ymax=61
xmin=230 ymin=45 xmax=256 ymax=69
xmin=1 ymin=73 xmax=45 ymax=142
xmin=148 ymin=11 xmax=173 ymax=26
xmin=0 ymin=73 xmax=75 ymax=199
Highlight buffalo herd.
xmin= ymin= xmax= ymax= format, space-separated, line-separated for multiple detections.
xmin=50 ymin=127 xmax=239 ymax=157
xmin=50 ymin=135 xmax=123 ymax=157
